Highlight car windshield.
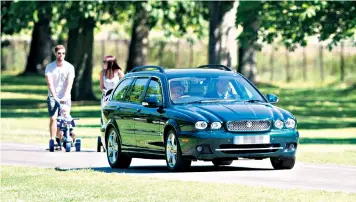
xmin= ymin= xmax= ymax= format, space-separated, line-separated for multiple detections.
xmin=168 ymin=75 xmax=266 ymax=104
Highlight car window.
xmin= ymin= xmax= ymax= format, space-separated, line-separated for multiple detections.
xmin=112 ymin=78 xmax=134 ymax=101
xmin=125 ymin=78 xmax=149 ymax=103
xmin=144 ymin=78 xmax=163 ymax=104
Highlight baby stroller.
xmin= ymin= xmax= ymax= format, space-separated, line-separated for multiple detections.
xmin=49 ymin=100 xmax=81 ymax=152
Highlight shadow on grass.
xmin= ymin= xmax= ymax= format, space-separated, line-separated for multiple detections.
xmin=1 ymin=99 xmax=45 ymax=108
xmin=299 ymin=138 xmax=356 ymax=145
xmin=2 ymin=88 xmax=48 ymax=95
xmin=55 ymin=165 xmax=273 ymax=174
xmin=298 ymin=121 xmax=356 ymax=129
xmin=2 ymin=74 xmax=46 ymax=86
xmin=1 ymin=110 xmax=100 ymax=118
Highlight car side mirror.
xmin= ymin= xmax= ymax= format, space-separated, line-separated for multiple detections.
xmin=266 ymin=94 xmax=279 ymax=104
xmin=142 ymin=96 xmax=161 ymax=108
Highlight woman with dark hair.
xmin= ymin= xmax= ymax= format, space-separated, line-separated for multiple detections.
xmin=100 ymin=55 xmax=124 ymax=105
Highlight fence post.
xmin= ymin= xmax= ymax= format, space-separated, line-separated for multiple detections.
xmin=269 ymin=46 xmax=274 ymax=81
xmin=319 ymin=44 xmax=324 ymax=81
xmin=303 ymin=46 xmax=307 ymax=81
xmin=175 ymin=41 xmax=180 ymax=68
xmin=189 ymin=43 xmax=194 ymax=67
xmin=340 ymin=42 xmax=345 ymax=82
xmin=115 ymin=39 xmax=119 ymax=60
xmin=285 ymin=48 xmax=291 ymax=82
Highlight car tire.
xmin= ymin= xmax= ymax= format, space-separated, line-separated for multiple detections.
xmin=165 ymin=130 xmax=191 ymax=172
xmin=212 ymin=159 xmax=233 ymax=167
xmin=106 ymin=127 xmax=132 ymax=169
xmin=270 ymin=156 xmax=296 ymax=170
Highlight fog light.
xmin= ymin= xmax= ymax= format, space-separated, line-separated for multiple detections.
xmin=196 ymin=146 xmax=203 ymax=152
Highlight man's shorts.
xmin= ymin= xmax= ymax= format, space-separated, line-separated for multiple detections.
xmin=47 ymin=96 xmax=71 ymax=117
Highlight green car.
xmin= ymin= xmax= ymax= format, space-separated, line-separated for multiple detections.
xmin=101 ymin=65 xmax=299 ymax=172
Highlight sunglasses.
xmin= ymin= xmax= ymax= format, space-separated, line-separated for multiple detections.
xmin=57 ymin=52 xmax=65 ymax=55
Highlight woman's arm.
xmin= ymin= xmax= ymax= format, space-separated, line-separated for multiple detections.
xmin=117 ymin=69 xmax=124 ymax=79
xmin=99 ymin=70 xmax=105 ymax=92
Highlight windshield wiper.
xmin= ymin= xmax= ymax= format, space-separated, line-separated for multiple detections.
xmin=185 ymin=99 xmax=237 ymax=104
xmin=244 ymin=99 xmax=264 ymax=103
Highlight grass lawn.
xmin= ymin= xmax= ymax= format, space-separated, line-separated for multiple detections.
xmin=1 ymin=165 xmax=356 ymax=202
xmin=1 ymin=73 xmax=356 ymax=165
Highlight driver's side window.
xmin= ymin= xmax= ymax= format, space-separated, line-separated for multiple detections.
xmin=144 ymin=79 xmax=162 ymax=104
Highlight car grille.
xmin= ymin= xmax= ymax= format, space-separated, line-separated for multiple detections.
xmin=218 ymin=143 xmax=281 ymax=154
xmin=226 ymin=120 xmax=271 ymax=132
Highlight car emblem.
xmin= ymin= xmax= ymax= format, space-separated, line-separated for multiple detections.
xmin=246 ymin=121 xmax=253 ymax=128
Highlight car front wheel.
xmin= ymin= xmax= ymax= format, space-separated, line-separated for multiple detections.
xmin=270 ymin=156 xmax=295 ymax=170
xmin=106 ymin=127 xmax=132 ymax=168
xmin=165 ymin=130 xmax=191 ymax=172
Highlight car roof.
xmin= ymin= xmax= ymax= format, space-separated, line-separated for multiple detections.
xmin=126 ymin=68 xmax=239 ymax=80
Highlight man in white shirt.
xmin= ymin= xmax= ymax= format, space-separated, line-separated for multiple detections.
xmin=45 ymin=45 xmax=75 ymax=141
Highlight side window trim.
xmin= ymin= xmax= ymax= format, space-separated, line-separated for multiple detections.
xmin=143 ymin=77 xmax=163 ymax=105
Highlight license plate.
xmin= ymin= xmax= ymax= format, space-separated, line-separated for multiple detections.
xmin=233 ymin=135 xmax=270 ymax=144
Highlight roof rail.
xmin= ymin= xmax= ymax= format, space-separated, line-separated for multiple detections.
xmin=130 ymin=65 xmax=165 ymax=73
xmin=197 ymin=64 xmax=232 ymax=71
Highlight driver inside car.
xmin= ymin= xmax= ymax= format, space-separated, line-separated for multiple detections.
xmin=170 ymin=81 xmax=185 ymax=102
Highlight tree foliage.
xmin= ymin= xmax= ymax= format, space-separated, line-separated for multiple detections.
xmin=257 ymin=1 xmax=355 ymax=50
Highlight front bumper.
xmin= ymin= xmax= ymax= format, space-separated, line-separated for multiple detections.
xmin=179 ymin=129 xmax=299 ymax=160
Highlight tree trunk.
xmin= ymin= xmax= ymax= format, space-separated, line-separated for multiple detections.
xmin=238 ymin=46 xmax=258 ymax=82
xmin=126 ymin=2 xmax=149 ymax=73
xmin=1 ymin=40 xmax=10 ymax=71
xmin=236 ymin=2 xmax=261 ymax=83
xmin=208 ymin=1 xmax=233 ymax=65
xmin=66 ymin=17 xmax=97 ymax=101
xmin=208 ymin=1 xmax=223 ymax=64
xmin=21 ymin=2 xmax=52 ymax=76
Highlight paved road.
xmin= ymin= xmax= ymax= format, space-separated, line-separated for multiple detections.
xmin=1 ymin=142 xmax=356 ymax=193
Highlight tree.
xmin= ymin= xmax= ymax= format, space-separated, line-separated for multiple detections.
xmin=126 ymin=1 xmax=209 ymax=72
xmin=259 ymin=1 xmax=356 ymax=50
xmin=1 ymin=1 xmax=53 ymax=75
xmin=257 ymin=1 xmax=356 ymax=81
xmin=236 ymin=1 xmax=355 ymax=82
xmin=64 ymin=1 xmax=130 ymax=101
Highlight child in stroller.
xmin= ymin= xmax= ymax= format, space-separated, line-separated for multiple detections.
xmin=48 ymin=101 xmax=80 ymax=152
xmin=56 ymin=104 xmax=76 ymax=148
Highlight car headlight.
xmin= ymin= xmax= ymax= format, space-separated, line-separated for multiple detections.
xmin=274 ymin=120 xmax=284 ymax=129
xmin=211 ymin=122 xmax=222 ymax=129
xmin=195 ymin=121 xmax=208 ymax=130
xmin=285 ymin=118 xmax=296 ymax=129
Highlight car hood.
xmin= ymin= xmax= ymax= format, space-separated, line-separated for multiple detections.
xmin=173 ymin=102 xmax=294 ymax=122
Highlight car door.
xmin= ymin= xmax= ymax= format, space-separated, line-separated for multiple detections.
xmin=134 ymin=77 xmax=166 ymax=155
xmin=104 ymin=77 xmax=136 ymax=152
xmin=123 ymin=77 xmax=151 ymax=152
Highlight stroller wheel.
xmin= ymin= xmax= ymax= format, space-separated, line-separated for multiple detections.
xmin=75 ymin=138 xmax=81 ymax=152
xmin=65 ymin=142 xmax=71 ymax=152
xmin=49 ymin=139 xmax=55 ymax=152
xmin=97 ymin=136 xmax=102 ymax=152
